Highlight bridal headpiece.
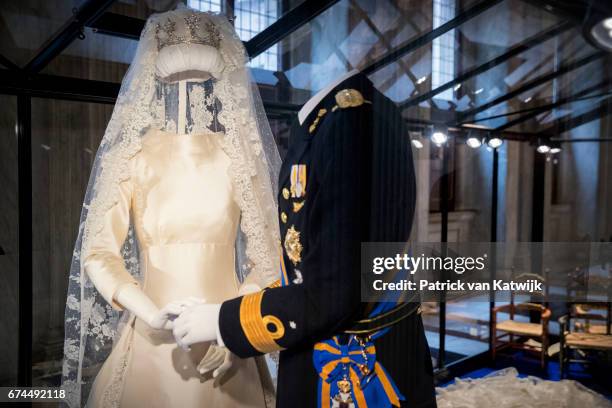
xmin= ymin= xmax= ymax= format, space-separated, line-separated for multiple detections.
xmin=154 ymin=11 xmax=227 ymax=80
xmin=155 ymin=13 xmax=221 ymax=50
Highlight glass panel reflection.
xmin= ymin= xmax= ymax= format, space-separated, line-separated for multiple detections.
xmin=0 ymin=95 xmax=18 ymax=386
xmin=277 ymin=0 xmax=436 ymax=104
xmin=0 ymin=0 xmax=77 ymax=67
xmin=471 ymin=52 xmax=606 ymax=131
xmin=30 ymin=98 xmax=113 ymax=387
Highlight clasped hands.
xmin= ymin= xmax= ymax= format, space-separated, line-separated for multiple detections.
xmin=150 ymin=297 xmax=231 ymax=379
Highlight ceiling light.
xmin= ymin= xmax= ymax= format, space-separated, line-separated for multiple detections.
xmin=410 ymin=131 xmax=425 ymax=149
xmin=431 ymin=131 xmax=448 ymax=146
xmin=430 ymin=126 xmax=449 ymax=146
xmin=486 ymin=135 xmax=503 ymax=149
xmin=584 ymin=15 xmax=612 ymax=52
xmin=537 ymin=145 xmax=550 ymax=153
xmin=536 ymin=137 xmax=551 ymax=154
xmin=466 ymin=135 xmax=482 ymax=148
xmin=549 ymin=141 xmax=562 ymax=154
xmin=474 ymin=88 xmax=484 ymax=95
xmin=454 ymin=84 xmax=462 ymax=91
xmin=416 ymin=76 xmax=427 ymax=84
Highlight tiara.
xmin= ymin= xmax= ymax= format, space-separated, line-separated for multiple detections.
xmin=155 ymin=14 xmax=221 ymax=51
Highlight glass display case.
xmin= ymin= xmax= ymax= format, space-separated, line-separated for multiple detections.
xmin=1 ymin=0 xmax=611 ymax=393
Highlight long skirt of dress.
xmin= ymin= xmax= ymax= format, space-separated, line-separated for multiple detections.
xmin=86 ymin=315 xmax=273 ymax=407
xmin=82 ymin=131 xmax=275 ymax=407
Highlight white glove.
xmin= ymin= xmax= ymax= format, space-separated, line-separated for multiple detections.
xmin=115 ymin=285 xmax=205 ymax=330
xmin=147 ymin=301 xmax=184 ymax=330
xmin=197 ymin=343 xmax=235 ymax=379
xmin=172 ymin=302 xmax=221 ymax=350
xmin=148 ymin=297 xmax=207 ymax=330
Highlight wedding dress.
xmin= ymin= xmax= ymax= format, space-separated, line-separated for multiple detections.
xmin=85 ymin=128 xmax=269 ymax=407
xmin=61 ymin=7 xmax=280 ymax=407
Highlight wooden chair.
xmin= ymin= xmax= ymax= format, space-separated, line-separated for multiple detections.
xmin=491 ymin=273 xmax=551 ymax=369
xmin=559 ymin=303 xmax=612 ymax=378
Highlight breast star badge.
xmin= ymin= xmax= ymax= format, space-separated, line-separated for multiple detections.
xmin=284 ymin=225 xmax=303 ymax=265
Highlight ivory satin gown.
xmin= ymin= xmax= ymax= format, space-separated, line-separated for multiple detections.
xmin=84 ymin=128 xmax=269 ymax=407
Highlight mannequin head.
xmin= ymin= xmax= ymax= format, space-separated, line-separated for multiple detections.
xmin=152 ymin=10 xmax=228 ymax=134
xmin=156 ymin=43 xmax=225 ymax=82
xmin=154 ymin=11 xmax=226 ymax=82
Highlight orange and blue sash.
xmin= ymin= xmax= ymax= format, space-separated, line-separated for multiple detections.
xmin=280 ymin=251 xmax=289 ymax=287
xmin=313 ymin=335 xmax=404 ymax=407
xmin=312 ymin=259 xmax=411 ymax=407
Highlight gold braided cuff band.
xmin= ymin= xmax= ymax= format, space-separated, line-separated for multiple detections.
xmin=268 ymin=279 xmax=282 ymax=288
xmin=239 ymin=291 xmax=285 ymax=353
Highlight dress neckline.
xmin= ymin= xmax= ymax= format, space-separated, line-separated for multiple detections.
xmin=143 ymin=128 xmax=225 ymax=152
xmin=154 ymin=128 xmax=224 ymax=138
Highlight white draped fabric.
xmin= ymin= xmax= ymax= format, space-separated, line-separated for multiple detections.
xmin=436 ymin=367 xmax=612 ymax=408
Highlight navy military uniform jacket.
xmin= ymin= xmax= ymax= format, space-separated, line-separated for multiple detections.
xmin=219 ymin=72 xmax=436 ymax=408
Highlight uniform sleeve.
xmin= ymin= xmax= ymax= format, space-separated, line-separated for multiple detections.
xmin=219 ymin=106 xmax=367 ymax=358
xmin=83 ymin=178 xmax=139 ymax=311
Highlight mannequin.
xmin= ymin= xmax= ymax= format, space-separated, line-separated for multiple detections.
xmin=171 ymin=66 xmax=437 ymax=408
xmin=62 ymin=8 xmax=280 ymax=408
xmin=110 ymin=19 xmax=229 ymax=370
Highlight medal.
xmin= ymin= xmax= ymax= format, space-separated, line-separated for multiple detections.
xmin=333 ymin=378 xmax=355 ymax=408
xmin=290 ymin=165 xmax=307 ymax=198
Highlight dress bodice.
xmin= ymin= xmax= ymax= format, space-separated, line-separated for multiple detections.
xmin=131 ymin=128 xmax=239 ymax=247
xmin=83 ymin=128 xmax=242 ymax=308
xmin=84 ymin=127 xmax=269 ymax=408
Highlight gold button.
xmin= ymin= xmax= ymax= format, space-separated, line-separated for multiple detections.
xmin=282 ymin=188 xmax=290 ymax=200
xmin=281 ymin=212 xmax=287 ymax=223
xmin=293 ymin=201 xmax=305 ymax=213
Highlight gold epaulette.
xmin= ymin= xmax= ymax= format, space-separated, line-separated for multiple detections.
xmin=331 ymin=88 xmax=371 ymax=112
xmin=308 ymin=89 xmax=372 ymax=133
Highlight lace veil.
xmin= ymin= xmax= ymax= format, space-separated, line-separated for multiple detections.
xmin=61 ymin=7 xmax=281 ymax=406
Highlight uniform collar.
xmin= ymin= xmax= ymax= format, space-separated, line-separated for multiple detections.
xmin=298 ymin=71 xmax=372 ymax=136
xmin=298 ymin=69 xmax=360 ymax=125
